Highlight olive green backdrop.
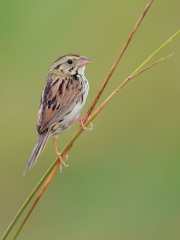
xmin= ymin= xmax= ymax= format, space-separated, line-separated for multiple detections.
xmin=0 ymin=0 xmax=179 ymax=239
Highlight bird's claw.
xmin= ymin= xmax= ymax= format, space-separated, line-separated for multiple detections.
xmin=80 ymin=120 xmax=93 ymax=131
xmin=57 ymin=153 xmax=68 ymax=172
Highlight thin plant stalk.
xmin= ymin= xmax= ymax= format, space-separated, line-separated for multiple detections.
xmin=131 ymin=30 xmax=179 ymax=77
xmin=84 ymin=0 xmax=154 ymax=122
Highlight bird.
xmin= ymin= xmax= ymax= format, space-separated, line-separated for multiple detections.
xmin=24 ymin=54 xmax=91 ymax=173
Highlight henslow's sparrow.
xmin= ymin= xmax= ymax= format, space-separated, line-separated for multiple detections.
xmin=25 ymin=54 xmax=91 ymax=172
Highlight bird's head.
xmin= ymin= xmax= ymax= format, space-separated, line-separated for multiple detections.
xmin=50 ymin=54 xmax=91 ymax=75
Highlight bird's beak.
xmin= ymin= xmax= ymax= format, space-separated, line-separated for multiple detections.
xmin=77 ymin=56 xmax=92 ymax=67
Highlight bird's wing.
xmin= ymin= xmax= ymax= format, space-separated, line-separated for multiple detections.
xmin=37 ymin=73 xmax=81 ymax=133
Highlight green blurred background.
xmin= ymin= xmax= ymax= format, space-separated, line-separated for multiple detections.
xmin=0 ymin=0 xmax=179 ymax=239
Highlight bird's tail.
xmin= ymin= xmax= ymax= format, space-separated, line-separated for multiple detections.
xmin=24 ymin=131 xmax=49 ymax=174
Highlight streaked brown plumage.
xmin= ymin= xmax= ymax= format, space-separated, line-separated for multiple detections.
xmin=25 ymin=54 xmax=91 ymax=173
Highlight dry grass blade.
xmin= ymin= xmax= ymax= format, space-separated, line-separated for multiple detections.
xmin=83 ymin=0 xmax=154 ymax=122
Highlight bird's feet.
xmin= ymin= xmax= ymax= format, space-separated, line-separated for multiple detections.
xmin=79 ymin=118 xmax=93 ymax=131
xmin=56 ymin=152 xmax=68 ymax=172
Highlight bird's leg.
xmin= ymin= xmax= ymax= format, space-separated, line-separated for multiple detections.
xmin=67 ymin=116 xmax=93 ymax=131
xmin=53 ymin=138 xmax=68 ymax=171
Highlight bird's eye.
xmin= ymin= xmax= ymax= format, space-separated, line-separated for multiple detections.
xmin=67 ymin=59 xmax=73 ymax=64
